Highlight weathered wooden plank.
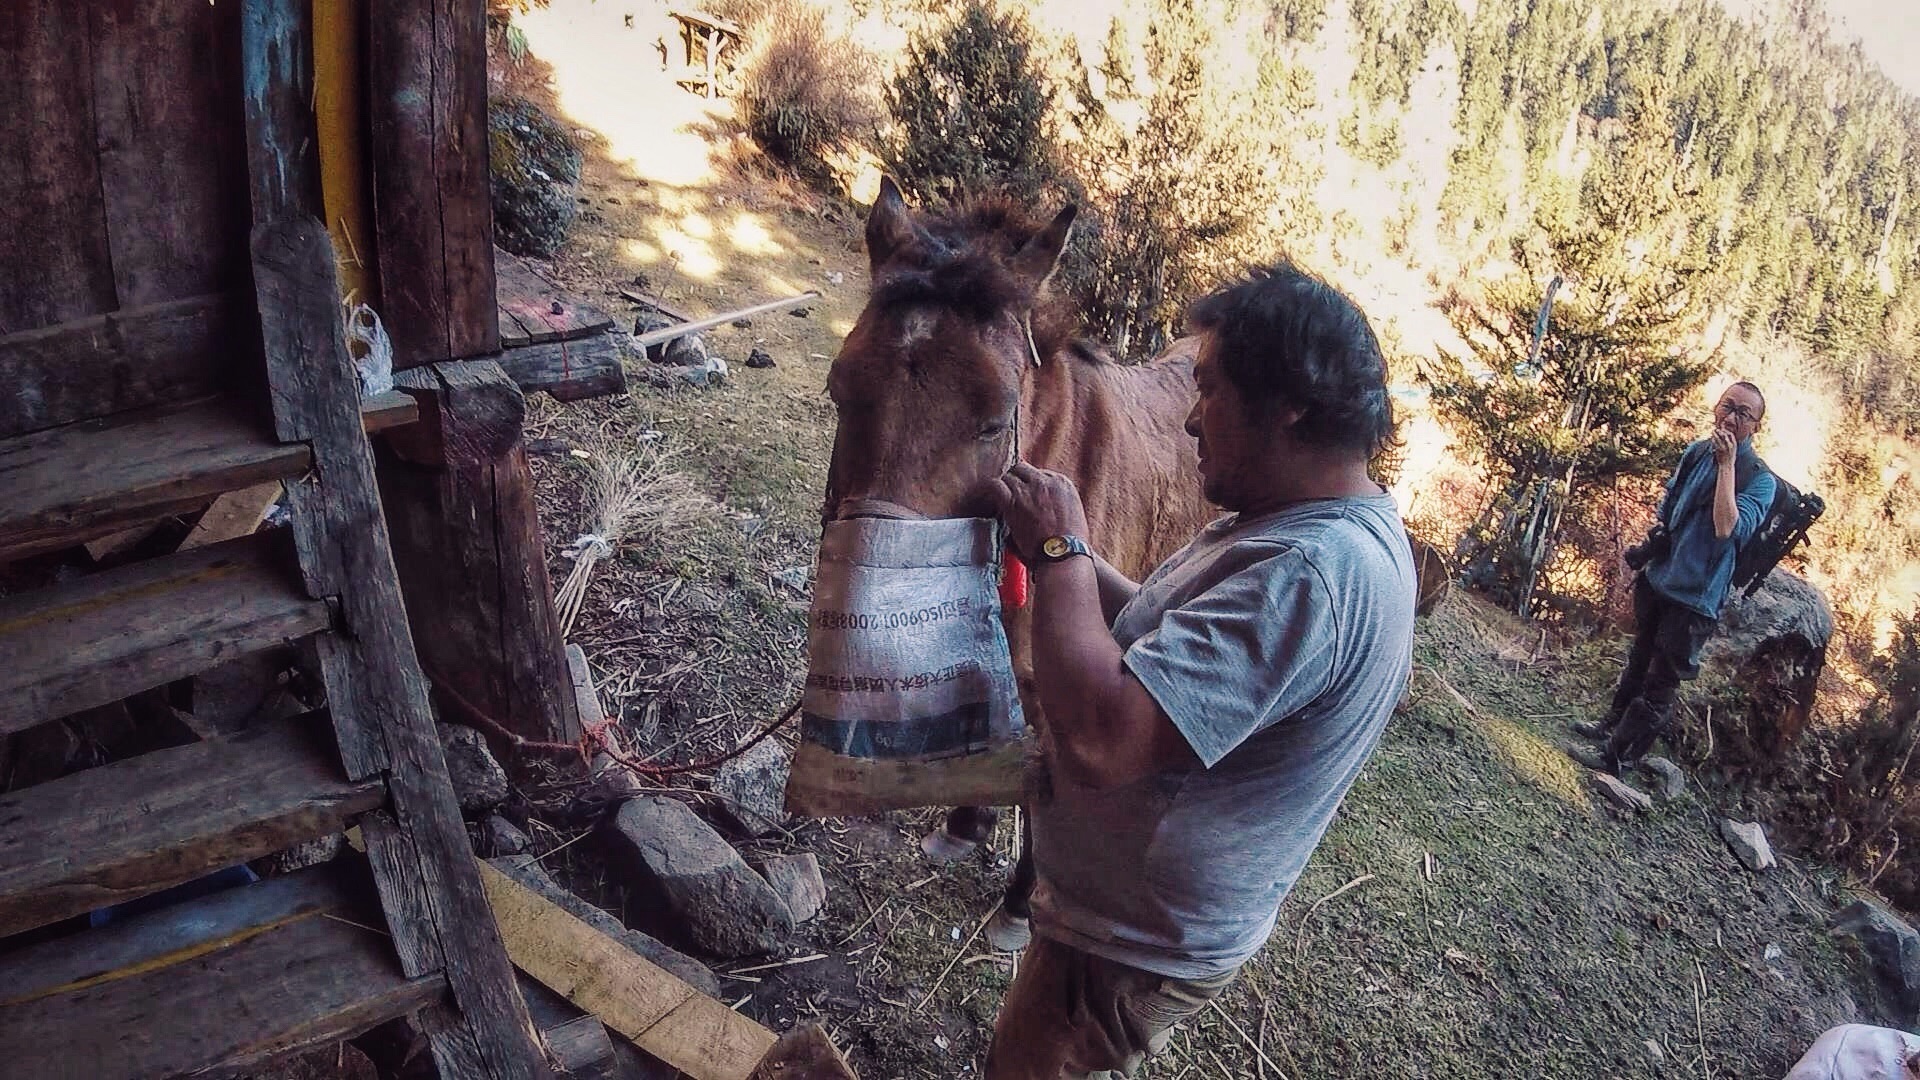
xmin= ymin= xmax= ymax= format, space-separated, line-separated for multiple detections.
xmin=248 ymin=216 xmax=547 ymax=1079
xmin=0 ymin=861 xmax=372 ymax=1002
xmin=179 ymin=480 xmax=284 ymax=551
xmin=369 ymin=0 xmax=498 ymax=367
xmin=379 ymin=359 xmax=582 ymax=755
xmin=497 ymin=333 xmax=629 ymax=402
xmin=89 ymin=0 xmax=248 ymax=309
xmin=0 ymin=864 xmax=445 ymax=1080
xmin=480 ymin=859 xmax=779 ymax=1080
xmin=495 ymin=249 xmax=616 ymax=344
xmin=0 ymin=531 xmax=330 ymax=734
xmin=0 ymin=291 xmax=241 ymax=441
xmin=0 ymin=712 xmax=385 ymax=938
xmin=0 ymin=0 xmax=117 ymax=335
xmin=546 ymin=1015 xmax=620 ymax=1080
xmin=0 ymin=392 xmax=417 ymax=564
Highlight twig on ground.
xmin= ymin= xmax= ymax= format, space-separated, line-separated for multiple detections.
xmin=916 ymin=906 xmax=998 ymax=1010
xmin=1294 ymin=874 xmax=1376 ymax=957
xmin=1693 ymin=960 xmax=1712 ymax=1080
xmin=1207 ymin=999 xmax=1288 ymax=1079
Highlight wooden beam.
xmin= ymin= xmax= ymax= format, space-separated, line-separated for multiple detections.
xmin=633 ymin=292 xmax=821 ymax=348
xmin=314 ymin=0 xmax=377 ymax=306
xmin=496 ymin=333 xmax=629 ymax=402
xmin=0 ymin=712 xmax=385 ymax=938
xmin=368 ymin=0 xmax=497 ymax=367
xmin=249 ymin=216 xmax=548 ymax=1080
xmin=478 ymin=859 xmax=779 ymax=1080
xmin=0 ymin=862 xmax=446 ymax=1080
xmin=0 ymin=292 xmax=242 ymax=441
xmin=0 ymin=531 xmax=330 ymax=735
xmin=379 ymin=359 xmax=583 ymax=754
xmin=496 ymin=248 xmax=616 ymax=347
xmin=0 ymin=392 xmax=415 ymax=565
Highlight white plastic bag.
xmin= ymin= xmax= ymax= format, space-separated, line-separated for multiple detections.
xmin=1786 ymin=1024 xmax=1920 ymax=1080
xmin=785 ymin=517 xmax=1030 ymax=816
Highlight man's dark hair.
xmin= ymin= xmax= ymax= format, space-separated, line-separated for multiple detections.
xmin=1729 ymin=379 xmax=1766 ymax=419
xmin=1187 ymin=262 xmax=1396 ymax=456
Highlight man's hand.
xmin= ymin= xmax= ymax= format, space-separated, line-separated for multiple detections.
xmin=1711 ymin=428 xmax=1737 ymax=467
xmin=990 ymin=462 xmax=1092 ymax=559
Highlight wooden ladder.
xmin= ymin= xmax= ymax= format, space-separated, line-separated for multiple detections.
xmin=0 ymin=234 xmax=552 ymax=1078
xmin=0 ymin=246 xmax=551 ymax=1077
xmin=0 ymin=8 xmax=549 ymax=1076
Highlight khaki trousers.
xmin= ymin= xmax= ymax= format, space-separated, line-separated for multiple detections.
xmin=985 ymin=935 xmax=1238 ymax=1080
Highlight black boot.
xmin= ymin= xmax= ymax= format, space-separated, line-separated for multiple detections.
xmin=1604 ymin=697 xmax=1669 ymax=770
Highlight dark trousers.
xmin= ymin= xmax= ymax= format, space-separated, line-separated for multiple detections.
xmin=1607 ymin=574 xmax=1718 ymax=726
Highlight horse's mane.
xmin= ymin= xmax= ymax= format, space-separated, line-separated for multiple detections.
xmin=868 ymin=193 xmax=1103 ymax=367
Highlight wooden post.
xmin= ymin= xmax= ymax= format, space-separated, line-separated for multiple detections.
xmin=367 ymin=0 xmax=497 ymax=367
xmin=380 ymin=359 xmax=583 ymax=757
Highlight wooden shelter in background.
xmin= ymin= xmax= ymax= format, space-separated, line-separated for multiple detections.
xmin=0 ymin=0 xmax=593 ymax=1075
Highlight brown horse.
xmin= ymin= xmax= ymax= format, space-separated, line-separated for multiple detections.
xmin=823 ymin=179 xmax=1214 ymax=923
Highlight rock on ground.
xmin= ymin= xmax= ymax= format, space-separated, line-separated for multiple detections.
xmin=490 ymin=96 xmax=582 ymax=258
xmin=1701 ymin=569 xmax=1834 ymax=757
xmin=661 ymin=333 xmax=707 ymax=367
xmin=487 ymin=855 xmax=720 ymax=996
xmin=1719 ymin=818 xmax=1778 ymax=872
xmin=745 ymin=347 xmax=775 ymax=369
xmin=1639 ymin=756 xmax=1688 ymax=801
xmin=602 ymin=796 xmax=793 ymax=957
xmin=1590 ymin=771 xmax=1654 ymax=813
xmin=712 ymin=739 xmax=789 ymax=836
xmin=1830 ymin=899 xmax=1920 ymax=1020
xmin=439 ymin=724 xmax=508 ymax=814
xmin=760 ymin=853 xmax=827 ymax=924
xmin=479 ymin=814 xmax=532 ymax=857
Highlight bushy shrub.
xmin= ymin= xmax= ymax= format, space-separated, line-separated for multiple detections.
xmin=881 ymin=0 xmax=1057 ymax=204
xmin=729 ymin=3 xmax=880 ymax=173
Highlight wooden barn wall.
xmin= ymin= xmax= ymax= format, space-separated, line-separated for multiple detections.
xmin=0 ymin=0 xmax=251 ymax=440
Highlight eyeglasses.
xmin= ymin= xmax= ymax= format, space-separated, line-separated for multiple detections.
xmin=1715 ymin=401 xmax=1760 ymax=423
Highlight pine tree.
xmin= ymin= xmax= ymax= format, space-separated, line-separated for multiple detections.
xmin=1426 ymin=80 xmax=1716 ymax=615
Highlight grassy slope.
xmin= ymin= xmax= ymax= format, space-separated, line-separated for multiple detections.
xmin=498 ymin=34 xmax=1883 ymax=1076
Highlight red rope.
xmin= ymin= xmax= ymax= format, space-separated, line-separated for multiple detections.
xmin=423 ymin=666 xmax=800 ymax=778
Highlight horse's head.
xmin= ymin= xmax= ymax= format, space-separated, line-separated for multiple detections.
xmin=823 ymin=179 xmax=1075 ymax=522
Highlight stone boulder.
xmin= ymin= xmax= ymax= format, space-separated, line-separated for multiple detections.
xmin=1719 ymin=818 xmax=1778 ymax=872
xmin=490 ymin=96 xmax=582 ymax=258
xmin=760 ymin=853 xmax=827 ymax=924
xmin=1701 ymin=570 xmax=1833 ymax=759
xmin=601 ymin=796 xmax=793 ymax=957
xmin=439 ymin=724 xmax=508 ymax=814
xmin=711 ymin=739 xmax=789 ymax=837
xmin=487 ymin=855 xmax=719 ymax=996
xmin=1831 ymin=899 xmax=1920 ymax=1022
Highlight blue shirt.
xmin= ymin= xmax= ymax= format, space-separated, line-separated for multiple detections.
xmin=1645 ymin=438 xmax=1775 ymax=618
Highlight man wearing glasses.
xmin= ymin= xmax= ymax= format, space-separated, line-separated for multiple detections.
xmin=1571 ymin=381 xmax=1776 ymax=774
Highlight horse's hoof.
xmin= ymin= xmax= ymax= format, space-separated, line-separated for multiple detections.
xmin=985 ymin=907 xmax=1032 ymax=952
xmin=920 ymin=827 xmax=978 ymax=863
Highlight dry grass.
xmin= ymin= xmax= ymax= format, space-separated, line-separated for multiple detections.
xmin=553 ymin=439 xmax=712 ymax=633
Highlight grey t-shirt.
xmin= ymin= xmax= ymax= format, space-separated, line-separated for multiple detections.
xmin=1028 ymin=492 xmax=1416 ymax=978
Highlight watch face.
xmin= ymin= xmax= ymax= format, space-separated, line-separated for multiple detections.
xmin=1041 ymin=536 xmax=1070 ymax=559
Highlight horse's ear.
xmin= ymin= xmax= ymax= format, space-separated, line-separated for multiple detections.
xmin=1010 ymin=204 xmax=1077 ymax=296
xmin=866 ymin=177 xmax=919 ymax=272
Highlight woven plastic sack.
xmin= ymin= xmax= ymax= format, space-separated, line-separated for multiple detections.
xmin=1785 ymin=1025 xmax=1920 ymax=1080
xmin=784 ymin=517 xmax=1031 ymax=816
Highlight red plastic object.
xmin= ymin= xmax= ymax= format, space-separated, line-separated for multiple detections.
xmin=1000 ymin=552 xmax=1031 ymax=609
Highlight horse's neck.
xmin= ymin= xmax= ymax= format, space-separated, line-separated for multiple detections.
xmin=1020 ymin=345 xmax=1209 ymax=577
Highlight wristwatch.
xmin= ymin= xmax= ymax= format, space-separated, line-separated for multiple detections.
xmin=1036 ymin=534 xmax=1093 ymax=563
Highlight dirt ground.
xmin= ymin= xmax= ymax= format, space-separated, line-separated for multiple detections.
xmin=491 ymin=19 xmax=1889 ymax=1078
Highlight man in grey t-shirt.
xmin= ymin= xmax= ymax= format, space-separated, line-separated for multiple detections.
xmin=985 ymin=263 xmax=1416 ymax=1079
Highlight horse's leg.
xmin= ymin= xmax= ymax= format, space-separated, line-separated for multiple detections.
xmin=923 ymin=805 xmax=999 ymax=862
xmin=986 ymin=811 xmax=1035 ymax=951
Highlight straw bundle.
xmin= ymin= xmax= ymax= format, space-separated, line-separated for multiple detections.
xmin=555 ymin=441 xmax=705 ymax=635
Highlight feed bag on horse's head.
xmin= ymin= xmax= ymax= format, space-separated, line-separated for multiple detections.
xmin=784 ymin=517 xmax=1031 ymax=817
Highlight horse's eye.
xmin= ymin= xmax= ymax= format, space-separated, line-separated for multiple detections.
xmin=977 ymin=420 xmax=1009 ymax=440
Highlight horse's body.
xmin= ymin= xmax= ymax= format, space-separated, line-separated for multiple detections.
xmin=823 ymin=181 xmax=1213 ymax=918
